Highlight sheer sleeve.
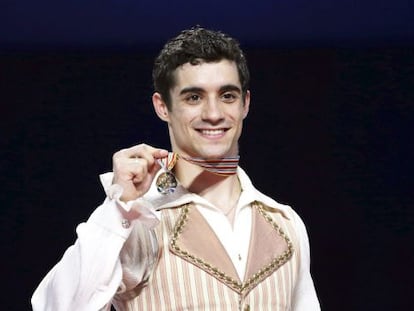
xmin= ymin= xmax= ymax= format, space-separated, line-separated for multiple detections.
xmin=31 ymin=173 xmax=160 ymax=311
xmin=290 ymin=211 xmax=321 ymax=311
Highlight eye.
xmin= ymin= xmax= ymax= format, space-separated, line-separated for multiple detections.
xmin=221 ymin=92 xmax=238 ymax=103
xmin=185 ymin=94 xmax=202 ymax=104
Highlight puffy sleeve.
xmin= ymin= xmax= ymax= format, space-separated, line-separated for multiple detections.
xmin=31 ymin=173 xmax=160 ymax=311
xmin=290 ymin=210 xmax=321 ymax=311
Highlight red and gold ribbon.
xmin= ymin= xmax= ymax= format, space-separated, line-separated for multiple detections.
xmin=158 ymin=152 xmax=178 ymax=171
xmin=180 ymin=155 xmax=239 ymax=176
xmin=159 ymin=152 xmax=239 ymax=176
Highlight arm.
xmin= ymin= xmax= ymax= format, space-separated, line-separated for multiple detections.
xmin=291 ymin=212 xmax=321 ymax=311
xmin=31 ymin=144 xmax=168 ymax=311
xmin=31 ymin=200 xmax=135 ymax=311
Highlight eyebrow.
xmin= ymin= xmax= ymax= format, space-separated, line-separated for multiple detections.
xmin=179 ymin=84 xmax=242 ymax=96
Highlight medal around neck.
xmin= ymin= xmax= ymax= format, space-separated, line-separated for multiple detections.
xmin=156 ymin=153 xmax=178 ymax=195
xmin=155 ymin=152 xmax=240 ymax=194
xmin=156 ymin=171 xmax=178 ymax=194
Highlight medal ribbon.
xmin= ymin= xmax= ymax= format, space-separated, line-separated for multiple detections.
xmin=158 ymin=152 xmax=239 ymax=176
xmin=180 ymin=155 xmax=239 ymax=176
xmin=158 ymin=152 xmax=178 ymax=171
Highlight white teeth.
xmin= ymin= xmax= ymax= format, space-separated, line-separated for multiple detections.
xmin=201 ymin=129 xmax=224 ymax=135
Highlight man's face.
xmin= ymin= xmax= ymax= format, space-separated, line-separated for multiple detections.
xmin=153 ymin=59 xmax=250 ymax=159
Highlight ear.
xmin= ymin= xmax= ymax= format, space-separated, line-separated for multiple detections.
xmin=242 ymin=90 xmax=251 ymax=119
xmin=152 ymin=92 xmax=170 ymax=122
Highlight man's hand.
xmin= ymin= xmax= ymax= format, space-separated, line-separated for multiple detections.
xmin=112 ymin=144 xmax=169 ymax=202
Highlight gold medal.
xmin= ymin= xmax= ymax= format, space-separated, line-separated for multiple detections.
xmin=156 ymin=153 xmax=178 ymax=194
xmin=156 ymin=171 xmax=178 ymax=194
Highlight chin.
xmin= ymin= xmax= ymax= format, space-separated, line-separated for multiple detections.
xmin=181 ymin=143 xmax=237 ymax=159
xmin=199 ymin=149 xmax=237 ymax=159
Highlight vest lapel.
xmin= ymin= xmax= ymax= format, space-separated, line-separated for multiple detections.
xmin=169 ymin=202 xmax=293 ymax=295
xmin=242 ymin=202 xmax=294 ymax=293
xmin=169 ymin=204 xmax=241 ymax=288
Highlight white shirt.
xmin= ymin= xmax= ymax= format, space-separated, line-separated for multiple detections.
xmin=31 ymin=167 xmax=320 ymax=311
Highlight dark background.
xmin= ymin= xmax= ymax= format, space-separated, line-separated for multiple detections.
xmin=1 ymin=1 xmax=414 ymax=310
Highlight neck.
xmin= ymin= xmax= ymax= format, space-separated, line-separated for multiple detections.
xmin=174 ymin=159 xmax=241 ymax=210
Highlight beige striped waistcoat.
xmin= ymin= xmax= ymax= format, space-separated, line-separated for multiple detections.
xmin=114 ymin=202 xmax=300 ymax=311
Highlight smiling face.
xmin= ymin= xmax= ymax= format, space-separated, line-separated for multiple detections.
xmin=153 ymin=59 xmax=250 ymax=159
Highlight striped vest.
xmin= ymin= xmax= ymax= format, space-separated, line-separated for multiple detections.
xmin=113 ymin=202 xmax=300 ymax=310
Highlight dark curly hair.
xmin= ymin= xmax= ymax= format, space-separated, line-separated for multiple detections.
xmin=152 ymin=26 xmax=250 ymax=109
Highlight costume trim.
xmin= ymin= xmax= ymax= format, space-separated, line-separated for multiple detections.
xmin=169 ymin=201 xmax=294 ymax=296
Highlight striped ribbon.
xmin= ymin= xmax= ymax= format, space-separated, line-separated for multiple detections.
xmin=158 ymin=152 xmax=239 ymax=176
xmin=180 ymin=155 xmax=240 ymax=176
xmin=158 ymin=152 xmax=179 ymax=171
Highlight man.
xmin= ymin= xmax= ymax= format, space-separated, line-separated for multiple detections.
xmin=31 ymin=26 xmax=320 ymax=310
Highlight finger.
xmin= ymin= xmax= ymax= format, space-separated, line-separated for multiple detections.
xmin=152 ymin=148 xmax=169 ymax=159
xmin=131 ymin=160 xmax=148 ymax=183
xmin=119 ymin=144 xmax=168 ymax=162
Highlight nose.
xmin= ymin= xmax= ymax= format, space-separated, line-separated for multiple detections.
xmin=201 ymin=98 xmax=224 ymax=124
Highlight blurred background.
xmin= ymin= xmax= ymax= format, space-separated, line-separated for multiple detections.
xmin=1 ymin=1 xmax=413 ymax=310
